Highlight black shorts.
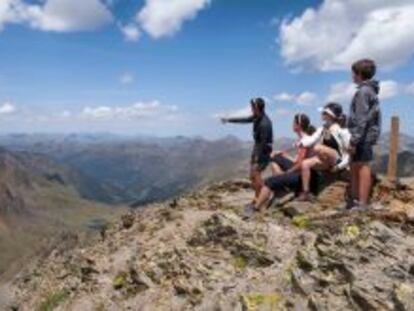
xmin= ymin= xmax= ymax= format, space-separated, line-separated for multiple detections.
xmin=265 ymin=155 xmax=319 ymax=194
xmin=251 ymin=148 xmax=272 ymax=172
xmin=352 ymin=143 xmax=374 ymax=163
xmin=271 ymin=154 xmax=294 ymax=171
xmin=265 ymin=172 xmax=302 ymax=193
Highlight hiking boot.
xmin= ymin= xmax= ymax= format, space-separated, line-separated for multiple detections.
xmin=296 ymin=192 xmax=316 ymax=203
xmin=243 ymin=203 xmax=257 ymax=220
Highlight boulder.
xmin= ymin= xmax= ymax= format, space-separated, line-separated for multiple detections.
xmin=121 ymin=212 xmax=135 ymax=230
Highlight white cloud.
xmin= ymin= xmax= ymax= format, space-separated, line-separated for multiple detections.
xmin=215 ymin=105 xmax=292 ymax=120
xmin=215 ymin=106 xmax=251 ymax=119
xmin=296 ymin=92 xmax=318 ymax=106
xmin=405 ymin=83 xmax=414 ymax=96
xmin=326 ymin=82 xmax=357 ymax=104
xmin=81 ymin=100 xmax=178 ymax=121
xmin=379 ymin=80 xmax=399 ymax=100
xmin=0 ymin=102 xmax=16 ymax=115
xmin=0 ymin=0 xmax=21 ymax=30
xmin=1 ymin=0 xmax=211 ymax=40
xmin=280 ymin=0 xmax=414 ymax=71
xmin=137 ymin=0 xmax=210 ymax=39
xmin=119 ymin=72 xmax=135 ymax=85
xmin=59 ymin=110 xmax=72 ymax=118
xmin=274 ymin=92 xmax=295 ymax=102
xmin=327 ymin=80 xmax=399 ymax=104
xmin=0 ymin=0 xmax=113 ymax=32
xmin=274 ymin=91 xmax=317 ymax=106
xmin=120 ymin=23 xmax=141 ymax=42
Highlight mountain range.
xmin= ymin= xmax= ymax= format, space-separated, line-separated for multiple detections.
xmin=0 ymin=132 xmax=413 ymax=281
xmin=0 ymin=134 xmax=256 ymax=206
xmin=0 ymin=147 xmax=121 ymax=278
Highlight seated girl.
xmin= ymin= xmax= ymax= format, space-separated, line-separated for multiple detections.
xmin=245 ymin=113 xmax=318 ymax=215
xmin=298 ymin=102 xmax=351 ymax=201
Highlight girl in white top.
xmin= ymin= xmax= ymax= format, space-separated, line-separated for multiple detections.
xmin=298 ymin=103 xmax=351 ymax=201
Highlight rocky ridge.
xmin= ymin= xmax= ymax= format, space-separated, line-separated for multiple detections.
xmin=5 ymin=179 xmax=414 ymax=311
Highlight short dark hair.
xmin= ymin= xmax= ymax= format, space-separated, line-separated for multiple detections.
xmin=352 ymin=59 xmax=376 ymax=81
xmin=250 ymin=97 xmax=265 ymax=112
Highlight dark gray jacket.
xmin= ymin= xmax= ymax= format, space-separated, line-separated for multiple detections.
xmin=348 ymin=80 xmax=382 ymax=146
xmin=227 ymin=114 xmax=273 ymax=154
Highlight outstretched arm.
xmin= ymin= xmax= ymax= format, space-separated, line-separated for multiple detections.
xmin=222 ymin=115 xmax=255 ymax=124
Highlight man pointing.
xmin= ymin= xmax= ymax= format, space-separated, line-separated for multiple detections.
xmin=221 ymin=97 xmax=273 ymax=202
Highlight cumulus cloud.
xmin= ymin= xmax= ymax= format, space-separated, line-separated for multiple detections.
xmin=327 ymin=80 xmax=399 ymax=104
xmin=120 ymin=23 xmax=141 ymax=42
xmin=274 ymin=91 xmax=317 ymax=106
xmin=0 ymin=0 xmax=113 ymax=32
xmin=406 ymin=83 xmax=414 ymax=96
xmin=215 ymin=104 xmax=293 ymax=119
xmin=137 ymin=0 xmax=210 ymax=39
xmin=327 ymin=82 xmax=357 ymax=104
xmin=280 ymin=0 xmax=414 ymax=71
xmin=0 ymin=0 xmax=21 ymax=30
xmin=59 ymin=110 xmax=72 ymax=118
xmin=273 ymin=93 xmax=295 ymax=103
xmin=380 ymin=80 xmax=399 ymax=100
xmin=81 ymin=100 xmax=178 ymax=120
xmin=214 ymin=106 xmax=251 ymax=120
xmin=1 ymin=0 xmax=211 ymax=40
xmin=0 ymin=102 xmax=16 ymax=115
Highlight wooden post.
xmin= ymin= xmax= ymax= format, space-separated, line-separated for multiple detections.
xmin=387 ymin=116 xmax=399 ymax=181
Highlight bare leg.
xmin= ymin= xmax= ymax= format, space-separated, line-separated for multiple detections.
xmin=314 ymin=145 xmax=338 ymax=167
xmin=301 ymin=157 xmax=323 ymax=193
xmin=359 ymin=163 xmax=372 ymax=205
xmin=271 ymin=162 xmax=283 ymax=176
xmin=255 ymin=186 xmax=272 ymax=212
xmin=350 ymin=163 xmax=360 ymax=202
xmin=250 ymin=166 xmax=264 ymax=200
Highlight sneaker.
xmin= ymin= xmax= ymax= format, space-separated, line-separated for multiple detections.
xmin=343 ymin=199 xmax=358 ymax=210
xmin=243 ymin=203 xmax=257 ymax=220
xmin=348 ymin=203 xmax=369 ymax=212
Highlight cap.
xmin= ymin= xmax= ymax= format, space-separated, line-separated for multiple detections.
xmin=319 ymin=102 xmax=343 ymax=119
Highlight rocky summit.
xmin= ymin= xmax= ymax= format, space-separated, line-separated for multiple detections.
xmin=4 ymin=178 xmax=414 ymax=311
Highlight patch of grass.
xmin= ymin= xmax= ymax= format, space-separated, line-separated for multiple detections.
xmin=241 ymin=293 xmax=282 ymax=311
xmin=113 ymin=271 xmax=128 ymax=290
xmin=37 ymin=289 xmax=69 ymax=311
xmin=233 ymin=256 xmax=248 ymax=271
xmin=292 ymin=215 xmax=310 ymax=229
xmin=345 ymin=224 xmax=360 ymax=239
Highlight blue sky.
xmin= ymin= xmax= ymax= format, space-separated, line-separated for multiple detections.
xmin=0 ymin=0 xmax=413 ymax=139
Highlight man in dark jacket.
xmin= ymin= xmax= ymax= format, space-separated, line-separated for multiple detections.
xmin=348 ymin=59 xmax=382 ymax=210
xmin=221 ymin=98 xmax=273 ymax=201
